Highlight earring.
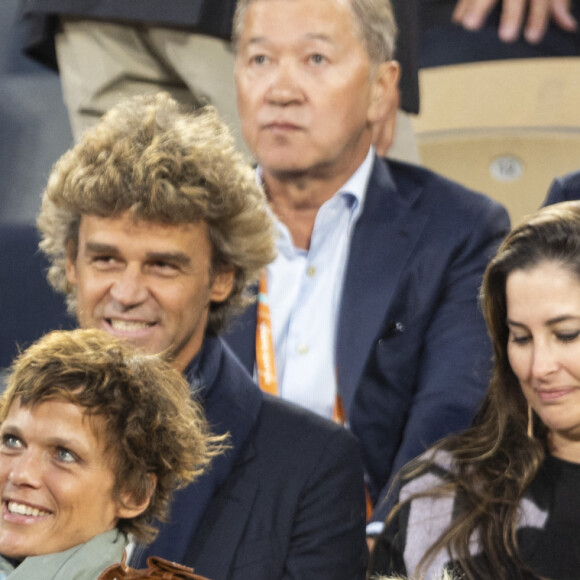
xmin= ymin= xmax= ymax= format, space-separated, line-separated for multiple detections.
xmin=527 ymin=404 xmax=534 ymax=439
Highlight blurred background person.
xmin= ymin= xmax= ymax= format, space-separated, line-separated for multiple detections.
xmin=426 ymin=0 xmax=579 ymax=66
xmin=543 ymin=168 xmax=580 ymax=206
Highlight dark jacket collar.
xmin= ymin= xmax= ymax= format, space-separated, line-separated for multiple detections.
xmin=133 ymin=335 xmax=263 ymax=566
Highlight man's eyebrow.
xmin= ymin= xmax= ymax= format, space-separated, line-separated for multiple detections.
xmin=0 ymin=423 xmax=21 ymax=437
xmin=84 ymin=243 xmax=192 ymax=267
xmin=84 ymin=241 xmax=119 ymax=254
xmin=146 ymin=251 xmax=192 ymax=267
xmin=244 ymin=33 xmax=335 ymax=46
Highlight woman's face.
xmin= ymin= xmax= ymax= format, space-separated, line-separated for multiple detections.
xmin=0 ymin=399 xmax=128 ymax=559
xmin=507 ymin=260 xmax=580 ymax=461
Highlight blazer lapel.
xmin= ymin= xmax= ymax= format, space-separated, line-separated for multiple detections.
xmin=336 ymin=157 xmax=428 ymax=413
xmin=224 ymin=296 xmax=258 ymax=374
xmin=183 ymin=441 xmax=259 ymax=578
xmin=133 ymin=337 xmax=263 ymax=567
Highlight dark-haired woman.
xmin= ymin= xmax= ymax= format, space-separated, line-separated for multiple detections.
xmin=370 ymin=201 xmax=580 ymax=580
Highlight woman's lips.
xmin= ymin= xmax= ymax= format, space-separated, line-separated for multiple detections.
xmin=2 ymin=500 xmax=53 ymax=524
xmin=536 ymin=387 xmax=577 ymax=402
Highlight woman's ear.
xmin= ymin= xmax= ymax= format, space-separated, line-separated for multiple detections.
xmin=116 ymin=473 xmax=157 ymax=519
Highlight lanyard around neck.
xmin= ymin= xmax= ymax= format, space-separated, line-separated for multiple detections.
xmin=255 ymin=271 xmax=346 ymax=423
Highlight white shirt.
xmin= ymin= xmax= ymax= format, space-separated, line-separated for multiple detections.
xmin=263 ymin=149 xmax=375 ymax=419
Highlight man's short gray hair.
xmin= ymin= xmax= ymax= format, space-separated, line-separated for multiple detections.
xmin=232 ymin=0 xmax=397 ymax=64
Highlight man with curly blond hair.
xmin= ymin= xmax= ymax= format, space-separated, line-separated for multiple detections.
xmin=36 ymin=92 xmax=368 ymax=580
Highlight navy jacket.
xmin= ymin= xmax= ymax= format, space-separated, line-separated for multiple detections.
xmin=0 ymin=224 xmax=72 ymax=370
xmin=0 ymin=224 xmax=367 ymax=577
xmin=134 ymin=335 xmax=368 ymax=580
xmin=225 ymin=157 xmax=510 ymax=521
xmin=542 ymin=169 xmax=580 ymax=206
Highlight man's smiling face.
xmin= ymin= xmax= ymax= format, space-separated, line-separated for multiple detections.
xmin=66 ymin=211 xmax=234 ymax=371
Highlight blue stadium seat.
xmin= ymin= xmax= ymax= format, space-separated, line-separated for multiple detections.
xmin=0 ymin=223 xmax=73 ymax=369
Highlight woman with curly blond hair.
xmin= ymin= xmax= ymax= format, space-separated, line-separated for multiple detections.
xmin=0 ymin=328 xmax=224 ymax=579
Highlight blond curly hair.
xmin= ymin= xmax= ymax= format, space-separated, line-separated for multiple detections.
xmin=37 ymin=92 xmax=276 ymax=333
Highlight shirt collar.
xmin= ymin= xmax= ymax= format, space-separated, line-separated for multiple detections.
xmin=256 ymin=146 xmax=375 ymax=226
xmin=337 ymin=146 xmax=375 ymax=223
xmin=256 ymin=145 xmax=375 ymax=249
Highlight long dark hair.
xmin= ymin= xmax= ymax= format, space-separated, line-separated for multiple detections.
xmin=389 ymin=201 xmax=580 ymax=579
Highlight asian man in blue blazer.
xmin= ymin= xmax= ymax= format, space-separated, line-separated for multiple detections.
xmin=228 ymin=0 xmax=511 ymax=538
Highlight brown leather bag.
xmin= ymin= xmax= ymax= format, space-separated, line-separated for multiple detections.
xmin=98 ymin=554 xmax=210 ymax=580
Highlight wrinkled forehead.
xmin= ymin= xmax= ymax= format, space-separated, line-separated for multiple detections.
xmin=238 ymin=0 xmax=356 ymax=26
xmin=236 ymin=0 xmax=361 ymax=47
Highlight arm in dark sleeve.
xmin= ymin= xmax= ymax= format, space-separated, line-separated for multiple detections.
xmin=368 ymin=499 xmax=408 ymax=578
xmin=283 ymin=428 xmax=368 ymax=580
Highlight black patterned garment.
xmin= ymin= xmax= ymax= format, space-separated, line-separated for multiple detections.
xmin=370 ymin=450 xmax=580 ymax=580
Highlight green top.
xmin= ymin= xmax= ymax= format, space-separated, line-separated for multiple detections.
xmin=0 ymin=528 xmax=126 ymax=580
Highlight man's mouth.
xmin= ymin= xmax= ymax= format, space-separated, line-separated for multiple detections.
xmin=7 ymin=501 xmax=51 ymax=517
xmin=108 ymin=319 xmax=155 ymax=331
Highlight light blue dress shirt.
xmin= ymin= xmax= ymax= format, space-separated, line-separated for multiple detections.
xmin=263 ymin=149 xmax=375 ymax=419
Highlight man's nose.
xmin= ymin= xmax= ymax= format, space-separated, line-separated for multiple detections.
xmin=110 ymin=266 xmax=149 ymax=306
xmin=266 ymin=59 xmax=302 ymax=105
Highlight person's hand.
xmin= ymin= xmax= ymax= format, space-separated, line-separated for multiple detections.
xmin=452 ymin=0 xmax=577 ymax=44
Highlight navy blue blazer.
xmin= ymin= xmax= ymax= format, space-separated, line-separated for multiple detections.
xmin=134 ymin=335 xmax=368 ymax=580
xmin=542 ymin=169 xmax=580 ymax=206
xmin=225 ymin=156 xmax=510 ymax=521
